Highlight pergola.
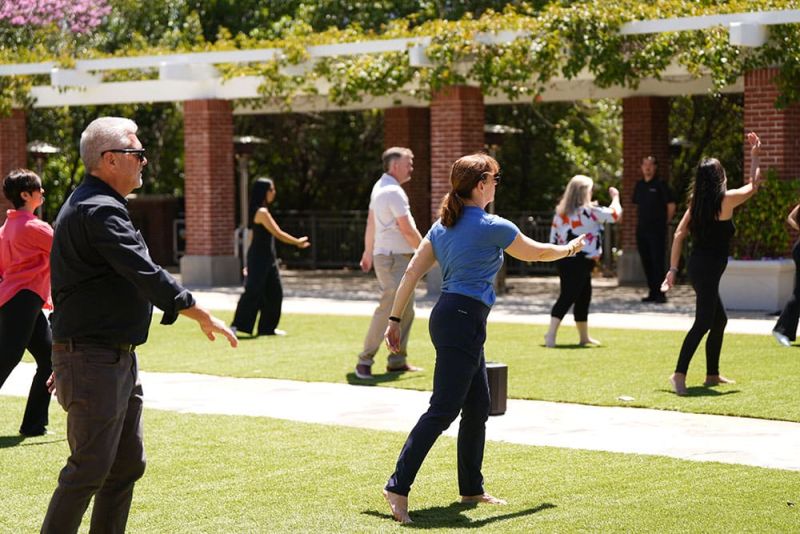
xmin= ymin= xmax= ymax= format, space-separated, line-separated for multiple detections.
xmin=1 ymin=9 xmax=798 ymax=285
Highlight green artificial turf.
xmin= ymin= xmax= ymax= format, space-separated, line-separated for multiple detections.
xmin=0 ymin=396 xmax=797 ymax=533
xmin=133 ymin=312 xmax=800 ymax=422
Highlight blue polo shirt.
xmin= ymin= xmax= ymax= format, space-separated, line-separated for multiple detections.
xmin=426 ymin=206 xmax=519 ymax=307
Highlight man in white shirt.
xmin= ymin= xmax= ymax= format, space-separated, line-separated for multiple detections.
xmin=356 ymin=147 xmax=423 ymax=379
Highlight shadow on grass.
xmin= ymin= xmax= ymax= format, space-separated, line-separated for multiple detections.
xmin=346 ymin=371 xmax=406 ymax=386
xmin=363 ymin=502 xmax=556 ymax=528
xmin=0 ymin=434 xmax=65 ymax=448
xmin=659 ymin=387 xmax=741 ymax=397
xmin=540 ymin=344 xmax=602 ymax=350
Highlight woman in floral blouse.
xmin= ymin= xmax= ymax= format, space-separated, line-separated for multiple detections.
xmin=546 ymin=175 xmax=621 ymax=347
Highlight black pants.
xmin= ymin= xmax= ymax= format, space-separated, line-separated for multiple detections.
xmin=551 ymin=256 xmax=594 ymax=321
xmin=0 ymin=289 xmax=52 ymax=435
xmin=232 ymin=263 xmax=283 ymax=335
xmin=774 ymin=241 xmax=800 ymax=341
xmin=675 ymin=254 xmax=728 ymax=375
xmin=43 ymin=346 xmax=145 ymax=534
xmin=386 ymin=293 xmax=491 ymax=497
xmin=637 ymin=227 xmax=667 ymax=298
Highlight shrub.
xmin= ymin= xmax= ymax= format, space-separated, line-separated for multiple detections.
xmin=731 ymin=170 xmax=799 ymax=259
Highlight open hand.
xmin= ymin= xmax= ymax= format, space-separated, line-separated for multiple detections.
xmin=296 ymin=236 xmax=311 ymax=249
xmin=747 ymin=131 xmax=761 ymax=156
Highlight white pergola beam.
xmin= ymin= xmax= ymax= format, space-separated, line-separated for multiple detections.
xmin=620 ymin=9 xmax=800 ymax=34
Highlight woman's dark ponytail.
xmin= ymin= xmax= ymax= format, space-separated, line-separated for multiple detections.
xmin=438 ymin=153 xmax=499 ymax=228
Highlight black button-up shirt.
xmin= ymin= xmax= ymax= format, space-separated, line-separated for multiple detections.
xmin=50 ymin=174 xmax=195 ymax=345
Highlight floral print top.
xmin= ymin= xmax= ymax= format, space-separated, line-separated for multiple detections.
xmin=549 ymin=205 xmax=620 ymax=260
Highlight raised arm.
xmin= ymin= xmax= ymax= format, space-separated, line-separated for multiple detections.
xmin=505 ymin=232 xmax=585 ymax=262
xmin=721 ymin=132 xmax=763 ymax=213
xmin=661 ymin=208 xmax=691 ymax=293
xmin=384 ymin=239 xmax=436 ymax=352
xmin=360 ymin=209 xmax=375 ymax=272
xmin=256 ymin=208 xmax=310 ymax=249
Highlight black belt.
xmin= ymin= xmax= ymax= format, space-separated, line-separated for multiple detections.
xmin=52 ymin=339 xmax=136 ymax=354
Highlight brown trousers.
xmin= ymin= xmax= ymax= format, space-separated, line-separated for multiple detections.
xmin=42 ymin=346 xmax=146 ymax=534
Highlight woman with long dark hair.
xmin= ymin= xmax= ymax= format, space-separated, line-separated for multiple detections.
xmin=772 ymin=203 xmax=800 ymax=347
xmin=546 ymin=175 xmax=621 ymax=347
xmin=661 ymin=133 xmax=762 ymax=395
xmin=231 ymin=178 xmax=310 ymax=337
xmin=0 ymin=168 xmax=53 ymax=436
xmin=381 ymin=153 xmax=585 ymax=524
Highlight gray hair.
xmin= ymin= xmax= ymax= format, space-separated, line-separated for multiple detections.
xmin=80 ymin=117 xmax=139 ymax=172
xmin=382 ymin=147 xmax=413 ymax=172
xmin=556 ymin=174 xmax=594 ymax=216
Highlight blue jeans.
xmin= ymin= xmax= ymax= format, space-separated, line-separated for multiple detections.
xmin=386 ymin=292 xmax=491 ymax=497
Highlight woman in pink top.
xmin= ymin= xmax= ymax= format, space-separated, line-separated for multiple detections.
xmin=0 ymin=168 xmax=53 ymax=436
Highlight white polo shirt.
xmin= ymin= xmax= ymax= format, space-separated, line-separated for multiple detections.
xmin=369 ymin=173 xmax=416 ymax=256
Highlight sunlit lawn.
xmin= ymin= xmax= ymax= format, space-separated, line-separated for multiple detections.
xmin=1 ymin=396 xmax=798 ymax=533
xmin=133 ymin=311 xmax=800 ymax=422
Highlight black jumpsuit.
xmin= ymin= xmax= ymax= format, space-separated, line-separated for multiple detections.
xmin=675 ymin=219 xmax=734 ymax=376
xmin=231 ymin=223 xmax=283 ymax=336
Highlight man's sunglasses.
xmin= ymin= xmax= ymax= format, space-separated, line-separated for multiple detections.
xmin=103 ymin=148 xmax=146 ymax=162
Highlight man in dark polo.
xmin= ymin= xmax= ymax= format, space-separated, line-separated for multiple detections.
xmin=633 ymin=156 xmax=676 ymax=303
xmin=42 ymin=116 xmax=237 ymax=533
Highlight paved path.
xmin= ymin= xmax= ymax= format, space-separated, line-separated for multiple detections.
xmin=4 ymin=363 xmax=799 ymax=472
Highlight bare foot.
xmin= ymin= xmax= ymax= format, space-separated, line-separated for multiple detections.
xmin=579 ymin=337 xmax=601 ymax=346
xmin=669 ymin=373 xmax=687 ymax=396
xmin=460 ymin=493 xmax=507 ymax=505
xmin=544 ymin=333 xmax=556 ymax=348
xmin=383 ymin=489 xmax=412 ymax=524
xmin=704 ymin=374 xmax=736 ymax=386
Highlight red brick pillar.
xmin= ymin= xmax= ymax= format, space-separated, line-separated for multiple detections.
xmin=0 ymin=110 xmax=27 ymax=223
xmin=384 ymin=107 xmax=431 ymax=232
xmin=744 ymin=68 xmax=800 ymax=180
xmin=180 ymin=100 xmax=239 ymax=285
xmin=430 ymin=86 xmax=485 ymax=224
xmin=619 ymin=96 xmax=671 ymax=284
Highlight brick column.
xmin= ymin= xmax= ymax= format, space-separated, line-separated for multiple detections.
xmin=619 ymin=96 xmax=671 ymax=284
xmin=0 ymin=110 xmax=27 ymax=223
xmin=179 ymin=99 xmax=239 ymax=286
xmin=430 ymin=86 xmax=485 ymax=224
xmin=384 ymin=107 xmax=431 ymax=232
xmin=744 ymin=68 xmax=800 ymax=180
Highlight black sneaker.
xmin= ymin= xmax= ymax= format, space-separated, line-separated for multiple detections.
xmin=355 ymin=364 xmax=374 ymax=379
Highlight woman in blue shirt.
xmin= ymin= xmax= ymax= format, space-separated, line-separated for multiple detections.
xmin=382 ymin=153 xmax=585 ymax=524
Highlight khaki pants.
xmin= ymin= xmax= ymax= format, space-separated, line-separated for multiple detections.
xmin=358 ymin=253 xmax=415 ymax=368
xmin=42 ymin=346 xmax=145 ymax=534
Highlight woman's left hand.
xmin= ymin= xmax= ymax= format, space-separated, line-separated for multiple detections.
xmin=384 ymin=321 xmax=401 ymax=353
xmin=296 ymin=236 xmax=311 ymax=249
xmin=747 ymin=131 xmax=761 ymax=156
xmin=608 ymin=186 xmax=619 ymax=198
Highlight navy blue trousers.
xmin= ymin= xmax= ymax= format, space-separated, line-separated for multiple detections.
xmin=385 ymin=292 xmax=491 ymax=497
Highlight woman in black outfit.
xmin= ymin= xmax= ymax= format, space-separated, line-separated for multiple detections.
xmin=231 ymin=178 xmax=310 ymax=337
xmin=661 ymin=132 xmax=762 ymax=395
xmin=772 ymin=203 xmax=800 ymax=347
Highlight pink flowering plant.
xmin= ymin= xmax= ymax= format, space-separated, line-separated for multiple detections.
xmin=0 ymin=0 xmax=110 ymax=34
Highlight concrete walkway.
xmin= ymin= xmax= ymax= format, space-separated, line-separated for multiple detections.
xmin=4 ymin=363 xmax=799 ymax=472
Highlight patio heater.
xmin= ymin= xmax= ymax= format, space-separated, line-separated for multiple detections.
xmin=233 ymin=135 xmax=268 ymax=271
xmin=27 ymin=140 xmax=60 ymax=220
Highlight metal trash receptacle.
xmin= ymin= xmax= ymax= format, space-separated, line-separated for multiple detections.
xmin=486 ymin=362 xmax=507 ymax=416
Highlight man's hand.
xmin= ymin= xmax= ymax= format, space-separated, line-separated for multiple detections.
xmin=180 ymin=305 xmax=238 ymax=347
xmin=360 ymin=250 xmax=373 ymax=273
xmin=46 ymin=372 xmax=56 ymax=394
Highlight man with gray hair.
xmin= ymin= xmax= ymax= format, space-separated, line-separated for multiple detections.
xmin=42 ymin=117 xmax=237 ymax=533
xmin=355 ymin=147 xmax=423 ymax=380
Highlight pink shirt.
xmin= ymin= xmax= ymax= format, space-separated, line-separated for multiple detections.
xmin=0 ymin=209 xmax=53 ymax=309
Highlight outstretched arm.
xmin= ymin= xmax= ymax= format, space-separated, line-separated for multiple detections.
xmin=723 ymin=132 xmax=763 ymax=212
xmin=787 ymin=204 xmax=800 ymax=232
xmin=505 ymin=232 xmax=585 ymax=262
xmin=256 ymin=208 xmax=310 ymax=249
